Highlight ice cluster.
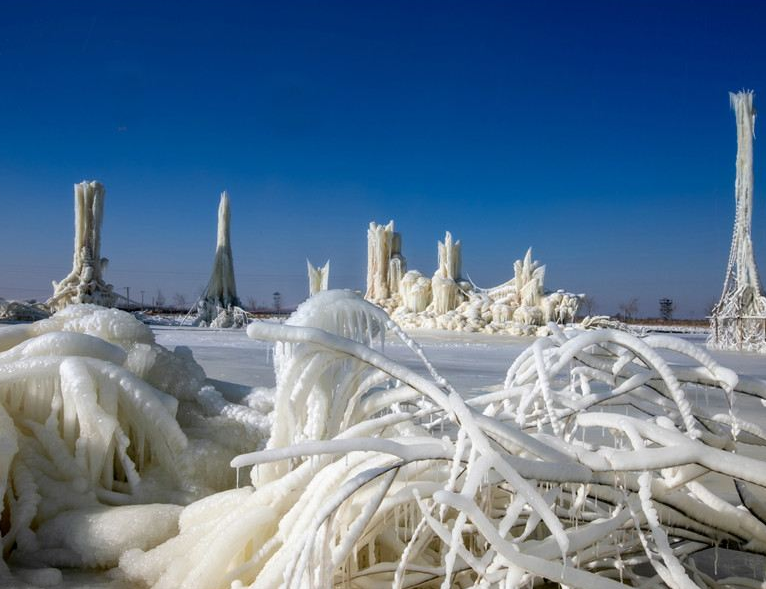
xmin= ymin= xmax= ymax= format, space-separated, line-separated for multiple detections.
xmin=365 ymin=221 xmax=582 ymax=336
xmin=0 ymin=305 xmax=270 ymax=580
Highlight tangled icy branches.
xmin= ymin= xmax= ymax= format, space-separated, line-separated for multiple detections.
xmin=122 ymin=291 xmax=766 ymax=588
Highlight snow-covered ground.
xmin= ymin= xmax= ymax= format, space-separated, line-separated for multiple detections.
xmin=154 ymin=325 xmax=765 ymax=392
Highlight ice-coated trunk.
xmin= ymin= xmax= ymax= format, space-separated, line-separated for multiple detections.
xmin=709 ymin=91 xmax=766 ymax=352
xmin=729 ymin=91 xmax=763 ymax=305
xmin=48 ymin=181 xmax=115 ymax=311
xmin=307 ymin=260 xmax=330 ymax=296
xmin=713 ymin=91 xmax=766 ymax=320
xmin=388 ymin=231 xmax=406 ymax=295
xmin=195 ymin=192 xmax=245 ymax=327
xmin=365 ymin=221 xmax=394 ymax=300
xmin=436 ymin=231 xmax=461 ymax=281
xmin=431 ymin=232 xmax=463 ymax=314
xmin=204 ymin=192 xmax=240 ymax=309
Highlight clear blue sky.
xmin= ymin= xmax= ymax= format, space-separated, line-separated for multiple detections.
xmin=1 ymin=1 xmax=765 ymax=316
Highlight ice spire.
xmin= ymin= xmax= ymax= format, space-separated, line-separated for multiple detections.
xmin=48 ymin=181 xmax=116 ymax=311
xmin=710 ymin=90 xmax=766 ymax=352
xmin=195 ymin=192 xmax=246 ymax=327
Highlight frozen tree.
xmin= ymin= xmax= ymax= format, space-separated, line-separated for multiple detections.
xmin=194 ymin=192 xmax=246 ymax=327
xmin=172 ymin=293 xmax=187 ymax=309
xmin=48 ymin=181 xmax=116 ymax=312
xmin=306 ymin=259 xmax=330 ymax=296
xmin=431 ymin=231 xmax=464 ymax=314
xmin=618 ymin=297 xmax=639 ymax=321
xmin=155 ymin=289 xmax=166 ymax=309
xmin=118 ymin=293 xmax=766 ymax=588
xmin=710 ymin=90 xmax=766 ymax=352
xmin=365 ymin=221 xmax=394 ymax=300
xmin=579 ymin=294 xmax=597 ymax=316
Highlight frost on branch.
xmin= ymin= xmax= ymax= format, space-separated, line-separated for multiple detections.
xmin=47 ymin=181 xmax=116 ymax=312
xmin=366 ymin=220 xmax=581 ymax=335
xmin=122 ymin=291 xmax=766 ymax=588
xmin=194 ymin=192 xmax=248 ymax=328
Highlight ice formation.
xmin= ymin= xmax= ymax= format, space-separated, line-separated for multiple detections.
xmin=47 ymin=181 xmax=116 ymax=312
xmin=114 ymin=291 xmax=766 ymax=588
xmin=194 ymin=192 xmax=248 ymax=328
xmin=307 ymin=259 xmax=330 ymax=296
xmin=0 ymin=305 xmax=270 ymax=579
xmin=710 ymin=91 xmax=766 ymax=353
xmin=0 ymin=299 xmax=50 ymax=322
xmin=366 ymin=221 xmax=581 ymax=335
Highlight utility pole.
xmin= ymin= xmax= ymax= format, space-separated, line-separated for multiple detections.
xmin=140 ymin=290 xmax=145 ymax=309
xmin=125 ymin=287 xmax=131 ymax=310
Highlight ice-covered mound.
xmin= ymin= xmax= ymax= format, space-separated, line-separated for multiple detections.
xmin=0 ymin=298 xmax=50 ymax=322
xmin=365 ymin=221 xmax=582 ymax=335
xmin=119 ymin=291 xmax=766 ymax=588
xmin=0 ymin=305 xmax=271 ymax=577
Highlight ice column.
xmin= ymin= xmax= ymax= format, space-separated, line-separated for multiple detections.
xmin=431 ymin=231 xmax=464 ymax=314
xmin=388 ymin=231 xmax=407 ymax=295
xmin=307 ymin=260 xmax=330 ymax=296
xmin=365 ymin=221 xmax=394 ymax=300
xmin=197 ymin=192 xmax=242 ymax=324
xmin=710 ymin=90 xmax=766 ymax=352
xmin=48 ymin=181 xmax=116 ymax=311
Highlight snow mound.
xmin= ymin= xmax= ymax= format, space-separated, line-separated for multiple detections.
xmin=0 ymin=305 xmax=272 ymax=578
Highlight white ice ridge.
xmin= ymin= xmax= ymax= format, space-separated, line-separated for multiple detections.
xmin=307 ymin=259 xmax=330 ymax=296
xmin=47 ymin=181 xmax=116 ymax=312
xmin=194 ymin=191 xmax=248 ymax=328
xmin=118 ymin=290 xmax=766 ymax=589
xmin=710 ymin=90 xmax=766 ymax=353
xmin=366 ymin=220 xmax=582 ymax=335
xmin=0 ymin=304 xmax=271 ymax=576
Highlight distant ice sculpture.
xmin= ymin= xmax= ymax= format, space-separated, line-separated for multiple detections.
xmin=0 ymin=299 xmax=50 ymax=322
xmin=366 ymin=220 xmax=581 ymax=334
xmin=306 ymin=259 xmax=330 ymax=296
xmin=47 ymin=181 xmax=116 ymax=312
xmin=709 ymin=91 xmax=766 ymax=353
xmin=194 ymin=192 xmax=247 ymax=327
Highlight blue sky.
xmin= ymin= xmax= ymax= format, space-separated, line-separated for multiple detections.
xmin=1 ymin=1 xmax=765 ymax=316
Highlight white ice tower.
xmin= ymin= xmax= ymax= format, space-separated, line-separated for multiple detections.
xmin=307 ymin=260 xmax=330 ymax=296
xmin=431 ymin=231 xmax=464 ymax=314
xmin=365 ymin=221 xmax=406 ymax=301
xmin=48 ymin=181 xmax=116 ymax=311
xmin=710 ymin=90 xmax=766 ymax=352
xmin=196 ymin=192 xmax=245 ymax=327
